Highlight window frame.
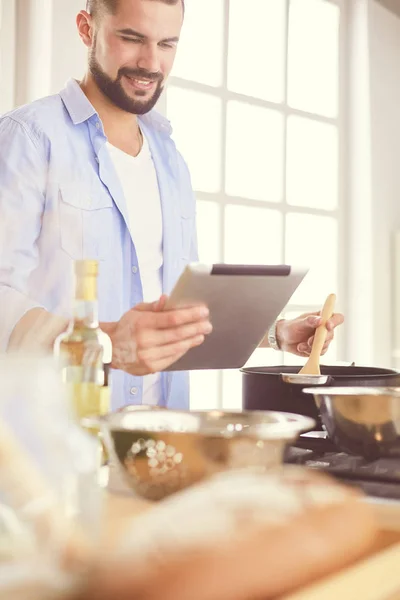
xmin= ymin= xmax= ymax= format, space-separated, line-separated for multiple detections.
xmin=166 ymin=0 xmax=347 ymax=408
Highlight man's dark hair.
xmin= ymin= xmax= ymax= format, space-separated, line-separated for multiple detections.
xmin=86 ymin=0 xmax=185 ymax=19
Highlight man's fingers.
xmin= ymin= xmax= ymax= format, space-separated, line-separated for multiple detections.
xmin=326 ymin=313 xmax=345 ymax=330
xmin=137 ymin=320 xmax=212 ymax=349
xmin=298 ymin=340 xmax=330 ymax=354
xmin=137 ymin=334 xmax=206 ymax=371
xmin=306 ymin=330 xmax=334 ymax=348
xmin=152 ymin=295 xmax=169 ymax=312
xmin=134 ymin=295 xmax=169 ymax=312
xmin=297 ymin=344 xmax=311 ymax=354
xmin=307 ymin=313 xmax=344 ymax=331
xmin=156 ymin=295 xmax=169 ymax=311
xmin=144 ymin=305 xmax=210 ymax=329
xmin=297 ymin=347 xmax=311 ymax=356
xmin=133 ymin=301 xmax=158 ymax=312
xmin=306 ymin=316 xmax=321 ymax=328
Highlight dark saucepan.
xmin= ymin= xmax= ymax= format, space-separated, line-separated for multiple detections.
xmin=241 ymin=365 xmax=400 ymax=430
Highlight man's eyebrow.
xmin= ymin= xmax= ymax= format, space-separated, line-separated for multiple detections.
xmin=117 ymin=28 xmax=146 ymax=38
xmin=116 ymin=28 xmax=179 ymax=43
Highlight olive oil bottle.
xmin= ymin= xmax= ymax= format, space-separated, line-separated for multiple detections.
xmin=54 ymin=260 xmax=112 ymax=436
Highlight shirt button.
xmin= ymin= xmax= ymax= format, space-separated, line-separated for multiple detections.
xmin=96 ymin=121 xmax=101 ymax=129
xmin=130 ymin=387 xmax=138 ymax=396
xmin=131 ymin=266 xmax=138 ymax=274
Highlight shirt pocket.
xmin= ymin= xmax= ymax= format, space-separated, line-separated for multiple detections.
xmin=59 ymin=186 xmax=114 ymax=261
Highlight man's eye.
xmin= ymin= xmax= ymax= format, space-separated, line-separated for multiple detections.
xmin=121 ymin=37 xmax=141 ymax=43
xmin=160 ymin=42 xmax=176 ymax=49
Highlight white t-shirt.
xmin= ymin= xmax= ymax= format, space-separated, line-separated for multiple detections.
xmin=106 ymin=134 xmax=163 ymax=406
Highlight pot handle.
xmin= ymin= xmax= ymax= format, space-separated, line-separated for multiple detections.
xmin=279 ymin=373 xmax=332 ymax=386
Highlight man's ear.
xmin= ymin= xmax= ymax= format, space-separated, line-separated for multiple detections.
xmin=77 ymin=10 xmax=94 ymax=48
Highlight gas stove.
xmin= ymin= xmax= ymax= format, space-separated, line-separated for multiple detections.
xmin=285 ymin=433 xmax=400 ymax=501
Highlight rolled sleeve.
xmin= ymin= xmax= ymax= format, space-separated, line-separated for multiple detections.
xmin=0 ymin=117 xmax=47 ymax=350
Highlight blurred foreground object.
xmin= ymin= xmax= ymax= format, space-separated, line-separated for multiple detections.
xmin=0 ymin=355 xmax=101 ymax=599
xmin=74 ymin=468 xmax=378 ymax=600
xmin=54 ymin=260 xmax=112 ymax=434
xmin=87 ymin=408 xmax=314 ymax=501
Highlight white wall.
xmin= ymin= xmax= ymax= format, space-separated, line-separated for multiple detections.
xmin=13 ymin=0 xmax=85 ymax=103
xmin=369 ymin=1 xmax=400 ymax=367
xmin=49 ymin=0 xmax=87 ymax=93
xmin=344 ymin=0 xmax=400 ymax=369
xmin=15 ymin=0 xmax=53 ymax=105
xmin=369 ymin=1 xmax=400 ymax=368
xmin=345 ymin=0 xmax=375 ymax=366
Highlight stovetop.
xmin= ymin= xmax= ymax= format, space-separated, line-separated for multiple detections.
xmin=285 ymin=434 xmax=400 ymax=501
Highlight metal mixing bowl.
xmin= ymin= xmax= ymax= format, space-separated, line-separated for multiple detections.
xmin=86 ymin=409 xmax=314 ymax=501
xmin=303 ymin=387 xmax=400 ymax=459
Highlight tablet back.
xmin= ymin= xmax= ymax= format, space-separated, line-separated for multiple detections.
xmin=164 ymin=264 xmax=308 ymax=372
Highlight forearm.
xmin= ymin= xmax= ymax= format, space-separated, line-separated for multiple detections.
xmin=8 ymin=308 xmax=69 ymax=352
xmin=9 ymin=309 xmax=118 ymax=357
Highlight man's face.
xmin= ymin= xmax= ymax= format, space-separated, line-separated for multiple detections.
xmin=87 ymin=0 xmax=183 ymax=114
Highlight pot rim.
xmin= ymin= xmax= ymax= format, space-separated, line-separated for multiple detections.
xmin=240 ymin=365 xmax=400 ymax=377
xmin=302 ymin=386 xmax=400 ymax=398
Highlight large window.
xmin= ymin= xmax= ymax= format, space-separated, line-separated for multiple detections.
xmin=166 ymin=0 xmax=345 ymax=410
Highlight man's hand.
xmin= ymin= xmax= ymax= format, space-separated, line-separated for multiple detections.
xmin=275 ymin=312 xmax=344 ymax=357
xmin=107 ymin=296 xmax=212 ymax=376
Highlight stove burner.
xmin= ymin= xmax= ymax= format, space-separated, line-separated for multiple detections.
xmin=285 ymin=434 xmax=400 ymax=500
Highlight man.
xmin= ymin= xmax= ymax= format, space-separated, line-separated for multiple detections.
xmin=0 ymin=0 xmax=343 ymax=410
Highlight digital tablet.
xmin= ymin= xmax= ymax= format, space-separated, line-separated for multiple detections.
xmin=164 ymin=263 xmax=308 ymax=372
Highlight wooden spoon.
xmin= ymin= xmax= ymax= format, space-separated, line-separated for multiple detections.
xmin=298 ymin=294 xmax=336 ymax=376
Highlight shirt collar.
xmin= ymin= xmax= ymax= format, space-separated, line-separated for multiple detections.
xmin=59 ymin=79 xmax=97 ymax=125
xmin=139 ymin=110 xmax=172 ymax=136
xmin=59 ymin=78 xmax=172 ymax=135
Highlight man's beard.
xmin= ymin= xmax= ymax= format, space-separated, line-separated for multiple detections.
xmin=89 ymin=45 xmax=164 ymax=115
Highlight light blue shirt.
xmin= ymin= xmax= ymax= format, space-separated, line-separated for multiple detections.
xmin=0 ymin=79 xmax=198 ymax=410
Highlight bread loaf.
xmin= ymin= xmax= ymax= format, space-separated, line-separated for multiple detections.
xmin=75 ymin=468 xmax=378 ymax=600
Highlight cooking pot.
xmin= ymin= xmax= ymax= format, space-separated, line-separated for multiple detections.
xmin=241 ymin=365 xmax=400 ymax=430
xmin=302 ymin=386 xmax=400 ymax=459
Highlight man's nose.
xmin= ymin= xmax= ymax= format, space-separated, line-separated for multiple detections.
xmin=137 ymin=44 xmax=161 ymax=75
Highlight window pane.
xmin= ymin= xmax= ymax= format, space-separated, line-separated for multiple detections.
xmin=226 ymin=101 xmax=284 ymax=202
xmin=167 ymin=87 xmax=222 ymax=193
xmin=287 ymin=116 xmax=338 ymax=210
xmin=171 ymin=0 xmax=224 ymax=87
xmin=196 ymin=200 xmax=221 ymax=263
xmin=228 ymin=0 xmax=286 ymax=102
xmin=288 ymin=0 xmax=340 ymax=118
xmin=224 ymin=205 xmax=283 ymax=264
xmin=245 ymin=347 xmax=283 ymax=368
xmin=285 ymin=213 xmax=338 ymax=305
xmin=222 ymin=369 xmax=242 ymax=411
xmin=190 ymin=371 xmax=220 ymax=410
